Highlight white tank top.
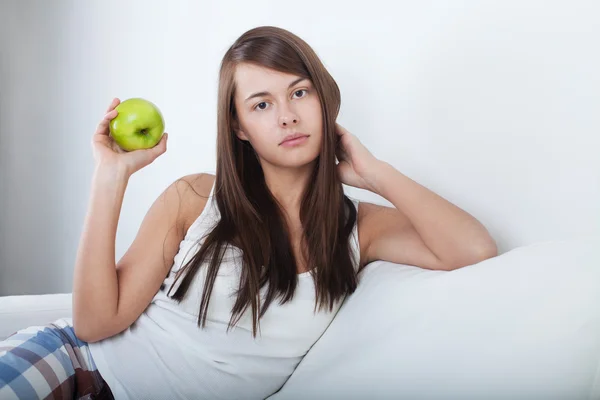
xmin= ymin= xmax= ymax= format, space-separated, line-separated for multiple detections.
xmin=88 ymin=178 xmax=361 ymax=400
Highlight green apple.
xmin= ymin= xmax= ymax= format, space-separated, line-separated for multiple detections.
xmin=109 ymin=98 xmax=165 ymax=151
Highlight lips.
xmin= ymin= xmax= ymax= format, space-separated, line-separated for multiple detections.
xmin=280 ymin=133 xmax=309 ymax=145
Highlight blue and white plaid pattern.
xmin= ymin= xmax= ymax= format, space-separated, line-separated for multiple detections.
xmin=0 ymin=318 xmax=113 ymax=399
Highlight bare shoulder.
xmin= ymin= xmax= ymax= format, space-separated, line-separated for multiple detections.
xmin=355 ymin=201 xmax=414 ymax=273
xmin=173 ymin=172 xmax=216 ymax=235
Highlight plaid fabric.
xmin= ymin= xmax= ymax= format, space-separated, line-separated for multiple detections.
xmin=0 ymin=318 xmax=114 ymax=400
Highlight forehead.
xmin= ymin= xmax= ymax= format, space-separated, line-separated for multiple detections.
xmin=234 ymin=63 xmax=305 ymax=96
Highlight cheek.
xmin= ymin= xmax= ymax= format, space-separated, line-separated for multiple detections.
xmin=240 ymin=119 xmax=274 ymax=149
xmin=240 ymin=114 xmax=265 ymax=138
xmin=246 ymin=110 xmax=278 ymax=131
xmin=305 ymin=99 xmax=324 ymax=131
xmin=298 ymin=98 xmax=321 ymax=123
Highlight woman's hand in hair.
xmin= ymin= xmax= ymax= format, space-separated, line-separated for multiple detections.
xmin=335 ymin=122 xmax=381 ymax=192
xmin=91 ymin=98 xmax=168 ymax=177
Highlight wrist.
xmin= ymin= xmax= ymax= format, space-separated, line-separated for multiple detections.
xmin=93 ymin=162 xmax=131 ymax=184
xmin=366 ymin=160 xmax=392 ymax=194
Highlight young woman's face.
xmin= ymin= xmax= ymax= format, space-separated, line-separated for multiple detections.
xmin=233 ymin=63 xmax=323 ymax=169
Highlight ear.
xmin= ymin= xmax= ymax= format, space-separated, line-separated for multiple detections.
xmin=236 ymin=129 xmax=249 ymax=141
xmin=232 ymin=118 xmax=249 ymax=141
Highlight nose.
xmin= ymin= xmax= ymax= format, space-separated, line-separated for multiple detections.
xmin=279 ymin=107 xmax=299 ymax=127
xmin=281 ymin=118 xmax=297 ymax=126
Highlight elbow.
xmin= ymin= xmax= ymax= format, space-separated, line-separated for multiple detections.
xmin=72 ymin=308 xmax=94 ymax=342
xmin=73 ymin=316 xmax=123 ymax=343
xmin=73 ymin=323 xmax=95 ymax=343
xmin=480 ymin=239 xmax=499 ymax=260
xmin=444 ymin=242 xmax=499 ymax=271
xmin=72 ymin=317 xmax=105 ymax=343
xmin=467 ymin=242 xmax=499 ymax=267
xmin=73 ymin=325 xmax=107 ymax=344
xmin=463 ymin=237 xmax=499 ymax=266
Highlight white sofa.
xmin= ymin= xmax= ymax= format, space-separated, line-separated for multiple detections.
xmin=2 ymin=236 xmax=599 ymax=399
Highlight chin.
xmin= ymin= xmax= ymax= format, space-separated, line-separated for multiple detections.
xmin=283 ymin=150 xmax=320 ymax=167
xmin=278 ymin=160 xmax=317 ymax=170
xmin=258 ymin=145 xmax=321 ymax=169
xmin=263 ymin=155 xmax=316 ymax=171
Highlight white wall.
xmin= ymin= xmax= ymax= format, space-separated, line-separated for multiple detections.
xmin=1 ymin=0 xmax=598 ymax=296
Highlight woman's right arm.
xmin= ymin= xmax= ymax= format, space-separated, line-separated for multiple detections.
xmin=72 ymin=166 xmax=202 ymax=343
xmin=72 ymin=97 xmax=181 ymax=343
xmin=72 ymin=163 xmax=130 ymax=342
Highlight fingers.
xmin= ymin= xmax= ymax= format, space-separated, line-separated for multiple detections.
xmin=134 ymin=133 xmax=167 ymax=167
xmin=95 ymin=109 xmax=118 ymax=137
xmin=154 ymin=133 xmax=168 ymax=155
xmin=335 ymin=122 xmax=349 ymax=136
xmin=142 ymin=132 xmax=168 ymax=158
xmin=94 ymin=98 xmax=120 ymax=137
xmin=106 ymin=98 xmax=120 ymax=113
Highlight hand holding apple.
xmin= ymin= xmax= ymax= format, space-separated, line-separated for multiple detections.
xmin=109 ymin=98 xmax=165 ymax=151
xmin=92 ymin=98 xmax=168 ymax=177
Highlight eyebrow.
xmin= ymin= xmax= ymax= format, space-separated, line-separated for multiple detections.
xmin=244 ymin=77 xmax=308 ymax=103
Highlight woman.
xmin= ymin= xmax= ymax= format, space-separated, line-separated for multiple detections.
xmin=0 ymin=26 xmax=497 ymax=399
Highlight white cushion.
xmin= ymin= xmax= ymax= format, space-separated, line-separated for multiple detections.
xmin=269 ymin=236 xmax=600 ymax=400
xmin=0 ymin=293 xmax=72 ymax=340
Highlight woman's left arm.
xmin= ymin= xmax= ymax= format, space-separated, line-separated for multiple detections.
xmin=335 ymin=123 xmax=498 ymax=271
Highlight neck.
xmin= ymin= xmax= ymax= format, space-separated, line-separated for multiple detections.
xmin=261 ymin=163 xmax=315 ymax=217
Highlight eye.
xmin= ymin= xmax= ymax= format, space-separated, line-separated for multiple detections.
xmin=253 ymin=90 xmax=308 ymax=112
xmin=254 ymin=102 xmax=269 ymax=111
xmin=293 ymin=89 xmax=308 ymax=99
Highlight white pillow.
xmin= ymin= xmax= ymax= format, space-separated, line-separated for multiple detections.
xmin=269 ymin=236 xmax=600 ymax=400
xmin=0 ymin=293 xmax=72 ymax=340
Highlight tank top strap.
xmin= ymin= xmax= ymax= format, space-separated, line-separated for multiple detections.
xmin=346 ymin=195 xmax=361 ymax=273
xmin=185 ymin=175 xmax=218 ymax=238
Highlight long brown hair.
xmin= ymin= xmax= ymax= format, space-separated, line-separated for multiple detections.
xmin=168 ymin=26 xmax=358 ymax=338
